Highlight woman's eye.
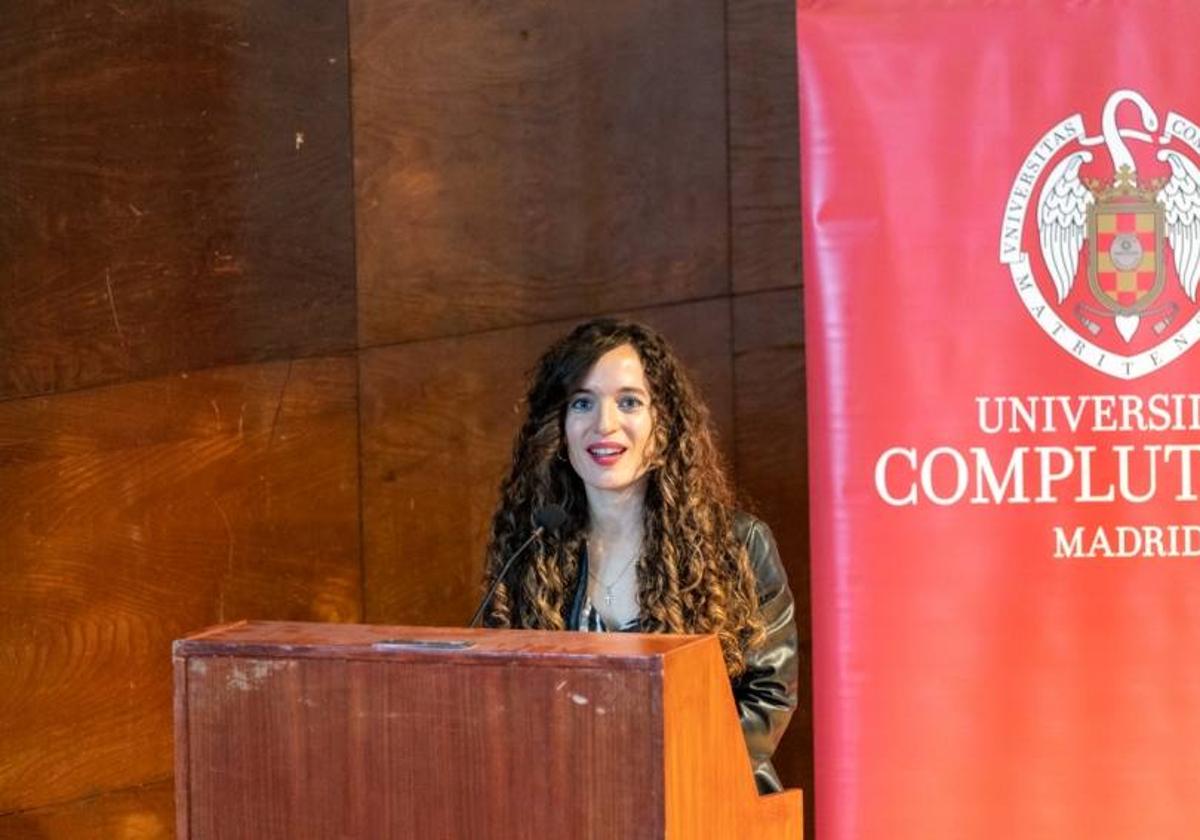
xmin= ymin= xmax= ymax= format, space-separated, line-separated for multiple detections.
xmin=569 ymin=396 xmax=593 ymax=412
xmin=618 ymin=395 xmax=645 ymax=411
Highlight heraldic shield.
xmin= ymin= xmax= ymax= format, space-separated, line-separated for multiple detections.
xmin=1006 ymin=88 xmax=1200 ymax=377
xmin=1087 ymin=183 xmax=1166 ymax=316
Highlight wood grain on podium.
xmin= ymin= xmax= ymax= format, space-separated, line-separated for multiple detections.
xmin=663 ymin=633 xmax=803 ymax=839
xmin=179 ymin=624 xmax=664 ymax=838
xmin=175 ymin=622 xmax=801 ymax=838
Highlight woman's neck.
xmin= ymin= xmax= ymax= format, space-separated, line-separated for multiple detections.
xmin=584 ymin=482 xmax=646 ymax=554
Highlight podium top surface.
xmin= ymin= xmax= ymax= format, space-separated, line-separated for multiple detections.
xmin=174 ymin=620 xmax=713 ymax=670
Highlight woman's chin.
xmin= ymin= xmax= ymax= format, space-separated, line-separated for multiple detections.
xmin=587 ymin=478 xmax=632 ymax=493
xmin=581 ymin=472 xmax=648 ymax=498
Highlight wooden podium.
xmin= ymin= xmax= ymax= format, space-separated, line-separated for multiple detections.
xmin=173 ymin=621 xmax=802 ymax=839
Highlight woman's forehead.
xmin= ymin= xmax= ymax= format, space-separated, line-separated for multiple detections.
xmin=578 ymin=345 xmax=648 ymax=390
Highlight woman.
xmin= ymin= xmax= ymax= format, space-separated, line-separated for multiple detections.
xmin=482 ymin=317 xmax=798 ymax=793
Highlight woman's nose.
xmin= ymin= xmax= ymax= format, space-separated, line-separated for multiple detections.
xmin=596 ymin=399 xmax=619 ymax=433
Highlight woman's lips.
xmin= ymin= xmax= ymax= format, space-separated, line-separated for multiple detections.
xmin=587 ymin=444 xmax=626 ymax=467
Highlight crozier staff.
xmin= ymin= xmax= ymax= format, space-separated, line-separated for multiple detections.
xmin=481 ymin=318 xmax=798 ymax=793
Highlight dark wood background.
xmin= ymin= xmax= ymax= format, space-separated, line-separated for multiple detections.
xmin=0 ymin=0 xmax=807 ymax=836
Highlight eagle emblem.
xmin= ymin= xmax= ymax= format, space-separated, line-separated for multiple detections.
xmin=1002 ymin=89 xmax=1200 ymax=379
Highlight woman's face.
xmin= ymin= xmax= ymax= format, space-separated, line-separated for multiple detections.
xmin=564 ymin=343 xmax=656 ymax=498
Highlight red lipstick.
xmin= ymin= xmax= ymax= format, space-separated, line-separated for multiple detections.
xmin=586 ymin=442 xmax=626 ymax=467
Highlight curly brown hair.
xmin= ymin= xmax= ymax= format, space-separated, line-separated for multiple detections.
xmin=482 ymin=318 xmax=766 ymax=677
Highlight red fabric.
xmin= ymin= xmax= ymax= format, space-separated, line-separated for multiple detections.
xmin=798 ymin=3 xmax=1200 ymax=838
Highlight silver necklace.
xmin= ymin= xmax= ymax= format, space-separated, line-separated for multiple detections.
xmin=587 ymin=554 xmax=638 ymax=607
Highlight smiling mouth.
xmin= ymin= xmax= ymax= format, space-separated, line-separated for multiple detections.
xmin=586 ymin=444 xmax=626 ymax=465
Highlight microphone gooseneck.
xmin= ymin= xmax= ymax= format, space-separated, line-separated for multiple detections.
xmin=468 ymin=504 xmax=567 ymax=628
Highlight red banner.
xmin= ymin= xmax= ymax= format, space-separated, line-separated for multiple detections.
xmin=798 ymin=3 xmax=1200 ymax=838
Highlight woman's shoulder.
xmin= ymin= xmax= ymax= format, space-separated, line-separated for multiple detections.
xmin=732 ymin=510 xmax=774 ymax=547
xmin=731 ymin=511 xmax=787 ymax=592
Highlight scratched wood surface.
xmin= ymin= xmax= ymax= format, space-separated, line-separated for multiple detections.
xmin=733 ymin=287 xmax=812 ymax=826
xmin=0 ymin=1 xmax=355 ymax=401
xmin=350 ymin=0 xmax=728 ymax=347
xmin=359 ymin=299 xmax=734 ymax=627
xmin=180 ymin=644 xmax=660 ymax=838
xmin=728 ymin=0 xmax=802 ymax=295
xmin=0 ymin=357 xmax=361 ymax=814
xmin=176 ymin=623 xmax=798 ymax=838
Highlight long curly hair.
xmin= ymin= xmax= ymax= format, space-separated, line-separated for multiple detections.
xmin=482 ymin=318 xmax=766 ymax=677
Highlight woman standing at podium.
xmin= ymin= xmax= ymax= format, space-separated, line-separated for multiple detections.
xmin=481 ymin=318 xmax=798 ymax=794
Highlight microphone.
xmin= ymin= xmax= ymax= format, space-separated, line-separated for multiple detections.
xmin=468 ymin=504 xmax=567 ymax=628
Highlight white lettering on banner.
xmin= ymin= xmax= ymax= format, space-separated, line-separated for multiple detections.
xmin=976 ymin=394 xmax=1200 ymax=434
xmin=874 ymin=442 xmax=1200 ymax=507
xmin=1004 ymin=298 xmax=1200 ymax=382
xmin=874 ymin=447 xmax=917 ymax=506
xmin=1053 ymin=525 xmax=1200 ymax=558
xmin=876 ymin=392 xmax=1200 ymax=559
xmin=1163 ymin=113 xmax=1200 ymax=154
xmin=999 ymin=115 xmax=1084 ymax=265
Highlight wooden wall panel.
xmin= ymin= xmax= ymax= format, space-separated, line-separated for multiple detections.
xmin=728 ymin=0 xmax=802 ymax=294
xmin=360 ymin=299 xmax=733 ymax=626
xmin=0 ymin=357 xmax=360 ymax=814
xmin=727 ymin=0 xmax=808 ymax=816
xmin=0 ymin=0 xmax=815 ymax=829
xmin=733 ymin=290 xmax=808 ymax=633
xmin=350 ymin=0 xmax=729 ymax=347
xmin=0 ymin=1 xmax=355 ymax=401
xmin=732 ymin=287 xmax=812 ymax=827
xmin=0 ymin=780 xmax=173 ymax=840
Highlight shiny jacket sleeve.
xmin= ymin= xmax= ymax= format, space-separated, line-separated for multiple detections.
xmin=732 ymin=515 xmax=799 ymax=794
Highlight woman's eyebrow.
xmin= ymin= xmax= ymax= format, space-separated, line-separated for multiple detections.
xmin=571 ymin=386 xmax=649 ymax=396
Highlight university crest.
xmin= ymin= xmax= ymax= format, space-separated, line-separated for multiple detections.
xmin=1000 ymin=89 xmax=1200 ymax=379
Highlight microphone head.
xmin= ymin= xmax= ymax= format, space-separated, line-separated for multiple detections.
xmin=534 ymin=503 xmax=567 ymax=533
